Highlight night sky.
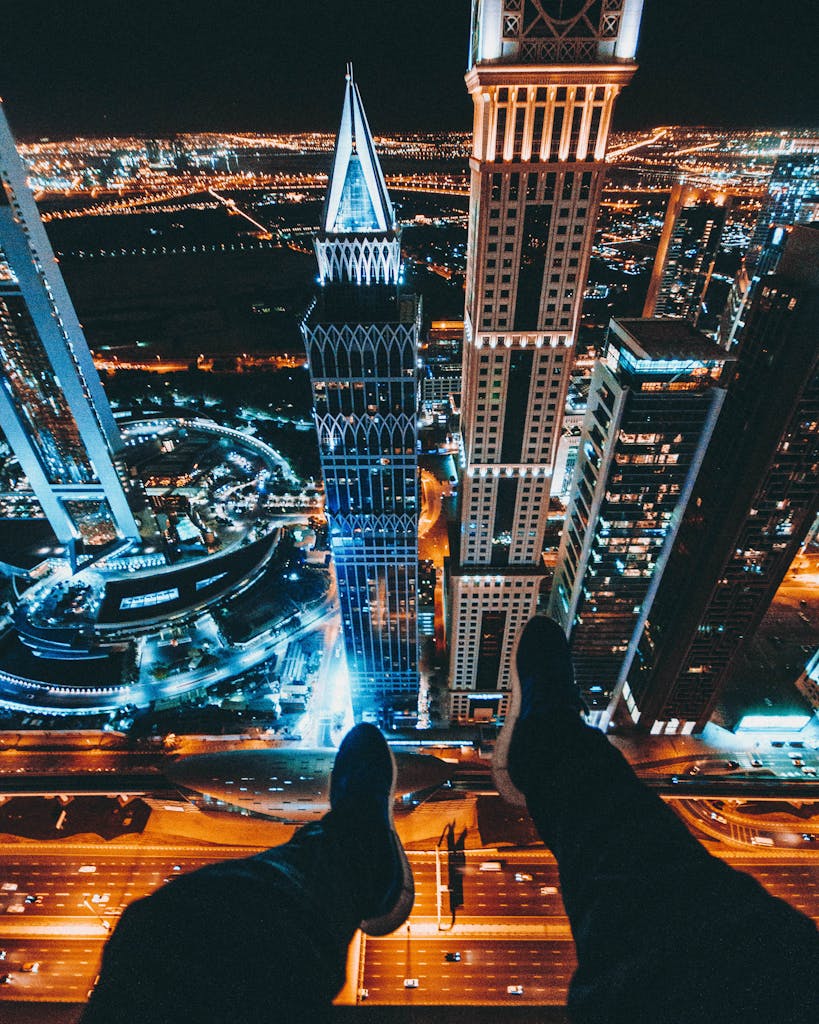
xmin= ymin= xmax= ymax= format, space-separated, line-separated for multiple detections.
xmin=1 ymin=1 xmax=816 ymax=139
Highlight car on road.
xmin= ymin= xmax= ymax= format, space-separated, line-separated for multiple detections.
xmin=0 ymin=950 xmax=6 ymax=960
xmin=444 ymin=952 xmax=461 ymax=962
xmin=403 ymin=978 xmax=419 ymax=989
xmin=725 ymin=760 xmax=740 ymax=770
xmin=479 ymin=861 xmax=503 ymax=872
xmin=507 ymin=985 xmax=524 ymax=996
xmin=514 ymin=872 xmax=533 ymax=882
xmin=711 ymin=812 xmax=728 ymax=824
xmin=0 ymin=883 xmax=18 ymax=892
xmin=21 ymin=962 xmax=39 ymax=973
xmin=540 ymin=885 xmax=559 ymax=895
xmin=688 ymin=765 xmax=701 ymax=776
xmin=802 ymin=766 xmax=816 ymax=776
xmin=0 ymin=974 xmax=12 ymax=985
xmin=358 ymin=988 xmax=369 ymax=1000
xmin=792 ymin=759 xmax=804 ymax=767
xmin=750 ymin=758 xmax=763 ymax=767
xmin=78 ymin=865 xmax=97 ymax=874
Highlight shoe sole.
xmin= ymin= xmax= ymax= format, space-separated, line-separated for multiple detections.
xmin=491 ymin=625 xmax=528 ymax=808
xmin=359 ymin=744 xmax=415 ymax=936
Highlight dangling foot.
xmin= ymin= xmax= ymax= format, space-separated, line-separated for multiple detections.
xmin=492 ymin=616 xmax=587 ymax=806
xmin=330 ymin=723 xmax=414 ymax=936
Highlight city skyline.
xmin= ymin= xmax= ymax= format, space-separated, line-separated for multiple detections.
xmin=0 ymin=2 xmax=816 ymax=138
xmin=0 ymin=3 xmax=817 ymax=1016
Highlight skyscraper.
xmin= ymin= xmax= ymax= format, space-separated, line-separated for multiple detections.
xmin=0 ymin=102 xmax=142 ymax=554
xmin=448 ymin=1 xmax=644 ymax=724
xmin=624 ymin=225 xmax=819 ymax=733
xmin=720 ymin=147 xmax=819 ymax=350
xmin=643 ymin=183 xmax=729 ymax=329
xmin=548 ymin=318 xmax=732 ymax=721
xmin=747 ymin=147 xmax=819 ymax=273
xmin=302 ymin=69 xmax=420 ymax=723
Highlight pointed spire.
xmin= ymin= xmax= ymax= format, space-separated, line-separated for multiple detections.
xmin=322 ymin=66 xmax=394 ymax=236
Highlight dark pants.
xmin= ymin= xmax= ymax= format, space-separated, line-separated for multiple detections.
xmin=84 ymin=726 xmax=819 ymax=1023
xmin=81 ymin=813 xmax=377 ymax=1024
xmin=513 ymin=713 xmax=819 ymax=1024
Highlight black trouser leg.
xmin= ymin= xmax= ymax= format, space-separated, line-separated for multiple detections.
xmin=82 ymin=813 xmax=385 ymax=1024
xmin=512 ymin=714 xmax=819 ymax=1024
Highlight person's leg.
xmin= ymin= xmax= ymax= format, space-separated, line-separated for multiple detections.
xmin=496 ymin=618 xmax=819 ymax=1024
xmin=82 ymin=724 xmax=413 ymax=1024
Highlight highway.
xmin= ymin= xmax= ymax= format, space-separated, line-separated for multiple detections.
xmin=1 ymin=843 xmax=816 ymax=1006
xmin=0 ymin=848 xmax=248 ymax=1001
xmin=360 ymin=937 xmax=576 ymax=1005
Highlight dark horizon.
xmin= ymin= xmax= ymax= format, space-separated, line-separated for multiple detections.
xmin=1 ymin=1 xmax=817 ymax=139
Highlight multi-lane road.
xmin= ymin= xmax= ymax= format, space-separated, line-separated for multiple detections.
xmin=1 ymin=843 xmax=817 ymax=1008
xmin=0 ymin=847 xmax=245 ymax=1002
xmin=360 ymin=938 xmax=576 ymax=1006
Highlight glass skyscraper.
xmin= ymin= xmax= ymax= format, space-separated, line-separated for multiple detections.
xmin=748 ymin=148 xmax=819 ymax=272
xmin=549 ymin=318 xmax=733 ymax=724
xmin=0 ymin=102 xmax=143 ymax=556
xmin=302 ymin=69 xmax=420 ymax=723
xmin=643 ymin=183 xmax=729 ymax=330
xmin=626 ymin=225 xmax=819 ymax=733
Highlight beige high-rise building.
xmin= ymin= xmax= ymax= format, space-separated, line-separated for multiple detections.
xmin=448 ymin=1 xmax=644 ymax=724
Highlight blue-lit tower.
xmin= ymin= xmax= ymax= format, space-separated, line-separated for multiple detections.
xmin=302 ymin=69 xmax=420 ymax=723
xmin=0 ymin=102 xmax=144 ymax=555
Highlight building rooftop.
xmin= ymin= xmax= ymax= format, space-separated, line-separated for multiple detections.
xmin=611 ymin=318 xmax=729 ymax=363
xmin=322 ymin=65 xmax=394 ymax=236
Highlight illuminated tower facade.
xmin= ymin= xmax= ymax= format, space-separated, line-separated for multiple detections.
xmin=448 ymin=1 xmax=644 ymax=723
xmin=0 ymin=102 xmax=142 ymax=554
xmin=302 ymin=69 xmax=420 ymax=723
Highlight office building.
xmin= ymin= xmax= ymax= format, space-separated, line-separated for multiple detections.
xmin=548 ymin=318 xmax=732 ymax=721
xmin=448 ymin=0 xmax=645 ymax=723
xmin=643 ymin=183 xmax=729 ymax=329
xmin=302 ymin=69 xmax=420 ymax=722
xmin=0 ymin=102 xmax=143 ymax=554
xmin=747 ymin=149 xmax=819 ymax=272
xmin=719 ymin=149 xmax=819 ymax=351
xmin=624 ymin=225 xmax=819 ymax=733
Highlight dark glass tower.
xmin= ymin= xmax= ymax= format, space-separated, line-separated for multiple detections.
xmin=643 ymin=183 xmax=729 ymax=330
xmin=548 ymin=318 xmax=732 ymax=722
xmin=626 ymin=225 xmax=819 ymax=732
xmin=748 ymin=149 xmax=819 ymax=272
xmin=302 ymin=69 xmax=420 ymax=723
